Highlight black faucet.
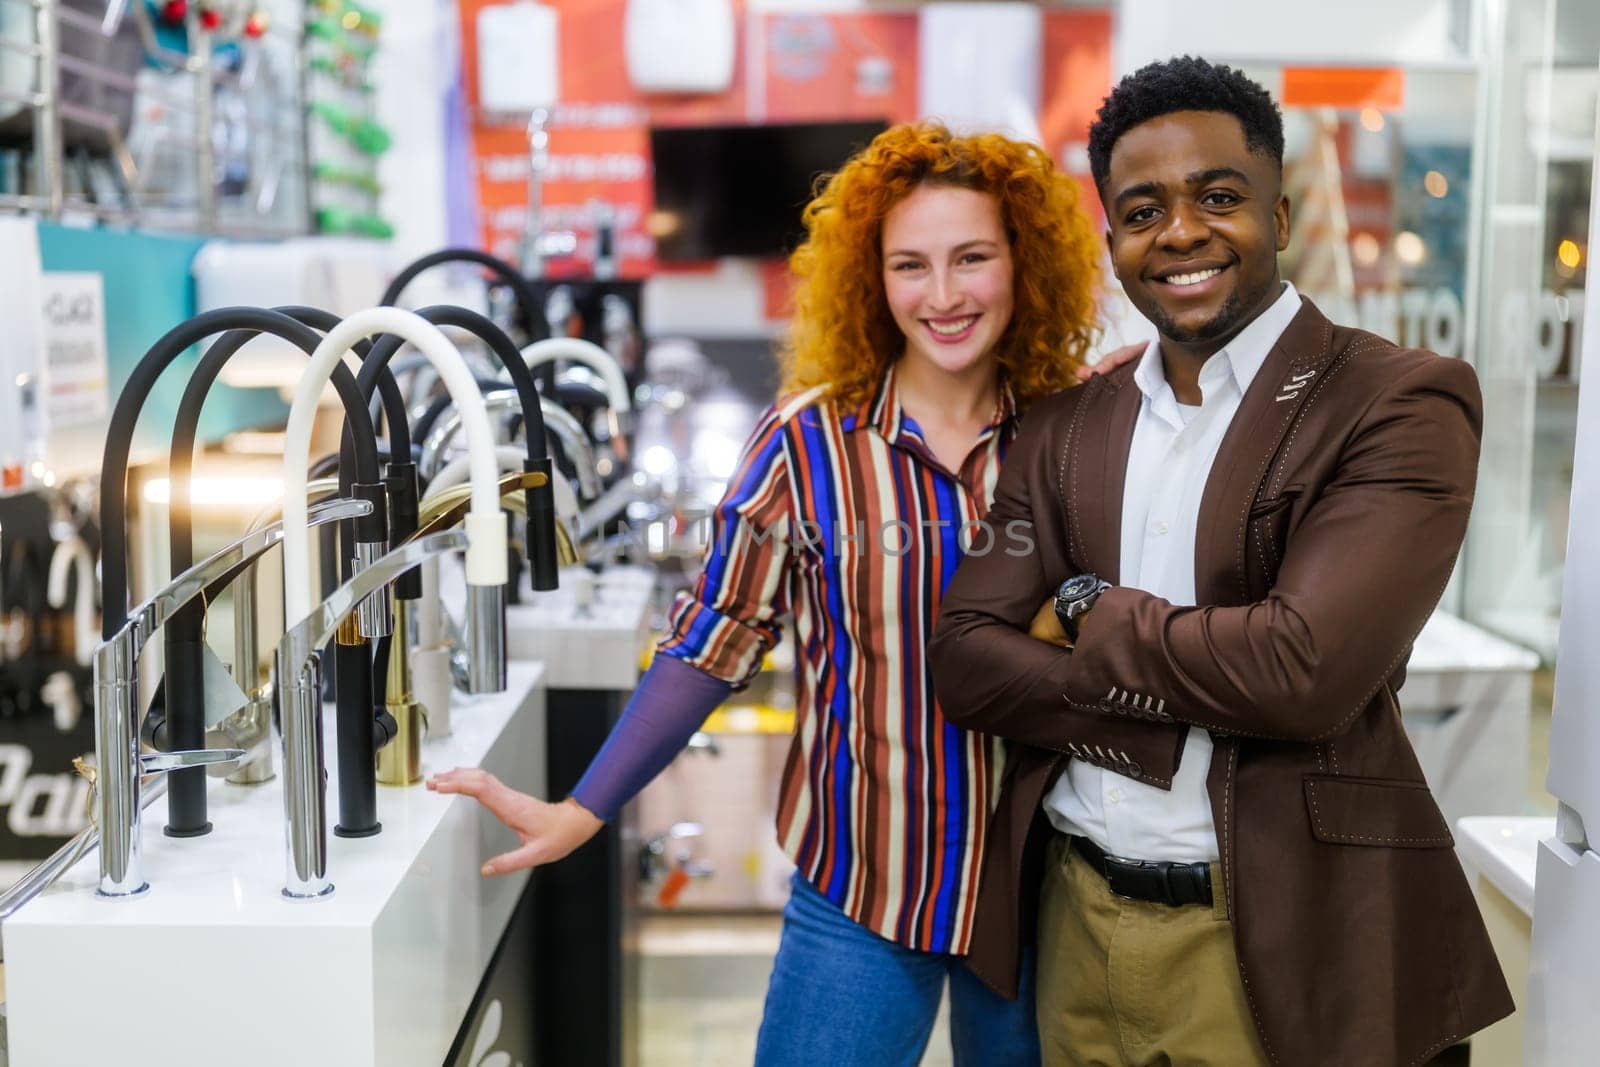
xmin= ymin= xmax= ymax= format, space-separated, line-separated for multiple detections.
xmin=101 ymin=307 xmax=387 ymax=839
xmin=347 ymin=304 xmax=560 ymax=592
xmin=379 ymin=247 xmax=547 ymax=345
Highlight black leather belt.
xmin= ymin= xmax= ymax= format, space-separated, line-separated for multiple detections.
xmin=1070 ymin=835 xmax=1213 ymax=908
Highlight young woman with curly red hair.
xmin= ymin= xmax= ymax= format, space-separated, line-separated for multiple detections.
xmin=431 ymin=122 xmax=1128 ymax=1065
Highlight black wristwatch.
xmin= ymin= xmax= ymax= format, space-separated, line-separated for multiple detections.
xmin=1054 ymin=574 xmax=1110 ymax=642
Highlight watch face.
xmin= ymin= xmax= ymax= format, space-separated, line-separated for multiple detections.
xmin=1059 ymin=574 xmax=1102 ymax=602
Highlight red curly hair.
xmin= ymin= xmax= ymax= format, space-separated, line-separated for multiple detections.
xmin=779 ymin=122 xmax=1102 ymax=412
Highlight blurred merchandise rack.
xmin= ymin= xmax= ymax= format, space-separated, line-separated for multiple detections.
xmin=301 ymin=0 xmax=389 ymax=237
xmin=0 ymin=0 xmax=312 ymax=237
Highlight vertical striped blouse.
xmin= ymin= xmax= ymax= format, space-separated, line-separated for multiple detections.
xmin=658 ymin=363 xmax=1020 ymax=954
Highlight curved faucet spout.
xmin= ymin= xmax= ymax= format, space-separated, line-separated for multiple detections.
xmin=380 ymin=247 xmax=546 ymax=344
xmin=346 ymin=303 xmax=558 ymax=593
xmin=519 ymin=336 xmax=632 ymax=415
xmin=100 ymin=307 xmax=383 ymax=642
xmin=283 ymin=308 xmax=507 ymax=628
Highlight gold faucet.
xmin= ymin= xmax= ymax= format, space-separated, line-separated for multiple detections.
xmin=376 ymin=469 xmax=577 ymax=786
xmin=413 ymin=469 xmax=580 ymax=567
xmin=375 ymin=597 xmax=425 ymax=785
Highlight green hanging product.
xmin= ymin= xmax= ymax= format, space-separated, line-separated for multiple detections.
xmin=349 ymin=118 xmax=391 ymax=155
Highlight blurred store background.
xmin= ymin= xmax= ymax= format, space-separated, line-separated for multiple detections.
xmin=0 ymin=1 xmax=1594 ymax=1065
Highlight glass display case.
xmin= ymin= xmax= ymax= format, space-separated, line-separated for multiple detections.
xmin=1239 ymin=0 xmax=1595 ymax=660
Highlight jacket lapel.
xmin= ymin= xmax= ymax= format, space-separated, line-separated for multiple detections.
xmin=1064 ymin=369 xmax=1141 ymax=584
xmin=1194 ymin=297 xmax=1340 ymax=606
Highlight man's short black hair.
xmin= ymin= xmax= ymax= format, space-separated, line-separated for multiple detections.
xmin=1087 ymin=56 xmax=1284 ymax=193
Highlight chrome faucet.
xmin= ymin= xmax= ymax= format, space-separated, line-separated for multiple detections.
xmin=420 ymin=391 xmax=603 ymax=503
xmin=94 ymin=496 xmax=373 ymax=897
xmin=217 ymin=477 xmax=346 ymax=786
xmin=275 ymin=531 xmax=469 ymax=898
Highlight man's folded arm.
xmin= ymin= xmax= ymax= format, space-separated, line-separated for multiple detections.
xmin=930 ymin=394 xmax=1186 ymax=782
xmin=1059 ymin=356 xmax=1483 ymax=744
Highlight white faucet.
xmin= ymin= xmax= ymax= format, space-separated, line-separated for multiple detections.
xmin=277 ymin=306 xmax=509 ymax=899
xmin=519 ymin=336 xmax=633 ymax=418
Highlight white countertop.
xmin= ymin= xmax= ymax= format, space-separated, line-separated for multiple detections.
xmin=1411 ymin=611 xmax=1541 ymax=675
xmin=2 ymin=662 xmax=546 ymax=1067
xmin=1457 ymin=814 xmax=1554 ymax=918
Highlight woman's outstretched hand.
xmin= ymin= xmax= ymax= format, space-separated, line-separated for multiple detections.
xmin=1074 ymin=342 xmax=1146 ymax=382
xmin=426 ymin=767 xmax=604 ymax=876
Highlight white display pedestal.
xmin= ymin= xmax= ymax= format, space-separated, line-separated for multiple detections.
xmin=1458 ymin=815 xmax=1552 ymax=1067
xmin=1402 ymin=611 xmax=1540 ymax=826
xmin=2 ymin=663 xmax=546 ymax=1067
xmin=506 ymin=564 xmax=656 ymax=690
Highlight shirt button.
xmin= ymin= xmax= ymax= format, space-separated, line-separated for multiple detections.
xmin=1107 ymin=787 xmax=1123 ymax=804
xmin=1152 ymin=520 xmax=1169 ymax=535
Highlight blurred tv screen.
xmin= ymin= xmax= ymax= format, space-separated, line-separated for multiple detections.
xmin=649 ymin=120 xmax=889 ymax=261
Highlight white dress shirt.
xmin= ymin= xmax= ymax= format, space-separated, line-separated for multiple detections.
xmin=1043 ymin=283 xmax=1303 ymax=862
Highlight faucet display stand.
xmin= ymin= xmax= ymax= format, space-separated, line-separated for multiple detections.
xmin=3 ymin=663 xmax=547 ymax=1067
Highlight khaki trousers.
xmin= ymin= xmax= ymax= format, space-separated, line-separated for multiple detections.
xmin=1036 ymin=836 xmax=1271 ymax=1067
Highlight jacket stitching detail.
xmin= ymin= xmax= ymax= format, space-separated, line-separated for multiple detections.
xmin=1061 ymin=386 xmax=1091 ymax=566
xmin=1213 ymin=336 xmax=1451 ymax=743
xmin=1408 ymin=1032 xmax=1466 ymax=1067
xmin=1235 ymin=407 xmax=1303 ymax=602
xmin=1223 ymin=742 xmax=1280 ymax=1065
xmin=1235 ymin=322 xmax=1339 ymax=602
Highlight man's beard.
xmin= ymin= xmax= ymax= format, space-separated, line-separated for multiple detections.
xmin=1146 ymin=288 xmax=1248 ymax=346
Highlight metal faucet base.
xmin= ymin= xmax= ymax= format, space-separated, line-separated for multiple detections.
xmin=163 ymin=822 xmax=213 ymax=839
xmin=96 ymin=882 xmax=150 ymax=899
xmin=376 ymin=697 xmax=425 ymax=786
xmin=225 ymin=762 xmax=275 ymax=786
xmin=281 ymin=883 xmax=336 ymax=901
xmin=333 ymin=823 xmax=383 ymax=839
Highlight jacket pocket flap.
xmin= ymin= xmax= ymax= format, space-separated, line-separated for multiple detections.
xmin=1304 ymin=775 xmax=1452 ymax=848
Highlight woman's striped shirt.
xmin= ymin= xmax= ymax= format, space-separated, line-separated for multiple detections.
xmin=658 ymin=364 xmax=1020 ymax=954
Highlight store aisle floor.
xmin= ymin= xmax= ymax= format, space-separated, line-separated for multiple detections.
xmin=638 ymin=913 xmax=954 ymax=1066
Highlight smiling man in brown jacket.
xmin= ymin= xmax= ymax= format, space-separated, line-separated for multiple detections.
xmin=929 ymin=57 xmax=1513 ymax=1067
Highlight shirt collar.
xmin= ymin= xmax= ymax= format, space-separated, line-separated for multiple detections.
xmin=1132 ymin=281 xmax=1302 ymax=405
xmin=843 ymin=361 xmax=1017 ymax=445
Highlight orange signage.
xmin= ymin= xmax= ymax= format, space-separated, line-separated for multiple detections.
xmin=1281 ymin=68 xmax=1405 ymax=111
xmin=457 ymin=2 xmax=1115 ymax=278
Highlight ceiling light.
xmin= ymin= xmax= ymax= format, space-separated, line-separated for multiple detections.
xmin=1395 ymin=231 xmax=1426 ymax=266
xmin=1352 ymin=232 xmax=1381 ymax=267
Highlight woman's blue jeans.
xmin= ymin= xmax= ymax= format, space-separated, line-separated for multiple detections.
xmin=753 ymin=872 xmax=1040 ymax=1066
